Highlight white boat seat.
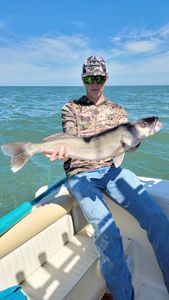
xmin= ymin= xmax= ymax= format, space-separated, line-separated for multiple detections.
xmin=22 ymin=234 xmax=103 ymax=300
xmin=0 ymin=211 xmax=132 ymax=300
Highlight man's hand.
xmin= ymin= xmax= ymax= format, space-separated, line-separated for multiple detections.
xmin=43 ymin=146 xmax=69 ymax=161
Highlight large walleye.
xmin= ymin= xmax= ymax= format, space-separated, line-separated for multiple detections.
xmin=1 ymin=116 xmax=162 ymax=173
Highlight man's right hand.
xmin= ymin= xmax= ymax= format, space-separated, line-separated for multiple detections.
xmin=43 ymin=146 xmax=69 ymax=161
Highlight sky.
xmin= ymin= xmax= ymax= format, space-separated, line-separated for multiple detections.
xmin=0 ymin=0 xmax=169 ymax=86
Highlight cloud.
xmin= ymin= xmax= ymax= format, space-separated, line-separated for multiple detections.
xmin=0 ymin=34 xmax=93 ymax=85
xmin=105 ymin=24 xmax=169 ymax=84
xmin=153 ymin=23 xmax=169 ymax=38
xmin=21 ymin=34 xmax=90 ymax=65
xmin=125 ymin=40 xmax=159 ymax=53
xmin=111 ymin=23 xmax=169 ymax=56
xmin=107 ymin=49 xmax=169 ymax=85
xmin=0 ymin=23 xmax=169 ymax=85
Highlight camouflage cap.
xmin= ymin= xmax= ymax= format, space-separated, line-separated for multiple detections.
xmin=82 ymin=56 xmax=108 ymax=77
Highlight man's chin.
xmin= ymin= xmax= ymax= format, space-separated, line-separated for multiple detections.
xmin=91 ymin=90 xmax=101 ymax=96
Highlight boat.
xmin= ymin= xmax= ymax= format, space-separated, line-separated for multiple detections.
xmin=0 ymin=176 xmax=169 ymax=300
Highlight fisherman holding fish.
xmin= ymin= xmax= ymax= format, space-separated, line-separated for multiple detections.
xmin=44 ymin=56 xmax=169 ymax=300
xmin=2 ymin=57 xmax=169 ymax=300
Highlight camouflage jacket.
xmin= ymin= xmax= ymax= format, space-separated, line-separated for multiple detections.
xmin=62 ymin=95 xmax=128 ymax=177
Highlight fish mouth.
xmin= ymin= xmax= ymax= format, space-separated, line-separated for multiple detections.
xmin=149 ymin=117 xmax=162 ymax=135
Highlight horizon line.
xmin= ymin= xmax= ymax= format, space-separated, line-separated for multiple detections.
xmin=0 ymin=84 xmax=169 ymax=88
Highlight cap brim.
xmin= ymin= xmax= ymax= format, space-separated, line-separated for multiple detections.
xmin=82 ymin=71 xmax=108 ymax=77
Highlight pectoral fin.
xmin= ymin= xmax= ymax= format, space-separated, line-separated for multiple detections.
xmin=113 ymin=153 xmax=125 ymax=168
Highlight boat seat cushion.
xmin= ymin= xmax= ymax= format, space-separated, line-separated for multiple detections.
xmin=21 ymin=234 xmax=104 ymax=300
xmin=0 ymin=214 xmax=74 ymax=290
xmin=0 ymin=212 xmax=132 ymax=300
xmin=22 ymin=233 xmax=131 ymax=300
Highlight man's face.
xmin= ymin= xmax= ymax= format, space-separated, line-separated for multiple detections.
xmin=83 ymin=76 xmax=108 ymax=100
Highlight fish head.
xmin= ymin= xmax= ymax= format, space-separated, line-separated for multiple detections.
xmin=132 ymin=116 xmax=162 ymax=139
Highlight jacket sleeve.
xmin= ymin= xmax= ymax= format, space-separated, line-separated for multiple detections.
xmin=62 ymin=102 xmax=78 ymax=135
xmin=117 ymin=107 xmax=128 ymax=125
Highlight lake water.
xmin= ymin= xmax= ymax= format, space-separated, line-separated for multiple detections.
xmin=0 ymin=85 xmax=169 ymax=217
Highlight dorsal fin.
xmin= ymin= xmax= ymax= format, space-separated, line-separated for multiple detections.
xmin=43 ymin=132 xmax=71 ymax=142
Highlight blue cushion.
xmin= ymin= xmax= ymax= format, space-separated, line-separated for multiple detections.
xmin=0 ymin=202 xmax=32 ymax=236
xmin=0 ymin=285 xmax=27 ymax=299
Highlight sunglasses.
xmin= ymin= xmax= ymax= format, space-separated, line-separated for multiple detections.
xmin=83 ymin=75 xmax=107 ymax=85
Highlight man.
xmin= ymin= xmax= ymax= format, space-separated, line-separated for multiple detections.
xmin=45 ymin=56 xmax=169 ymax=300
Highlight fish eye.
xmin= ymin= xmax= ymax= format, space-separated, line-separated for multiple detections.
xmin=141 ymin=122 xmax=147 ymax=128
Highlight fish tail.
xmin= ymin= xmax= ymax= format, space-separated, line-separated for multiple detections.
xmin=1 ymin=142 xmax=31 ymax=173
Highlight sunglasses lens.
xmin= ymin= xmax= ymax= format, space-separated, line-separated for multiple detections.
xmin=83 ymin=75 xmax=106 ymax=85
xmin=83 ymin=76 xmax=94 ymax=84
xmin=95 ymin=75 xmax=106 ymax=84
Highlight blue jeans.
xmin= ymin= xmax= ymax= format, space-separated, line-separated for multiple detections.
xmin=66 ymin=167 xmax=169 ymax=300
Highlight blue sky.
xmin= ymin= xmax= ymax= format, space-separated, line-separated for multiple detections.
xmin=0 ymin=0 xmax=169 ymax=85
